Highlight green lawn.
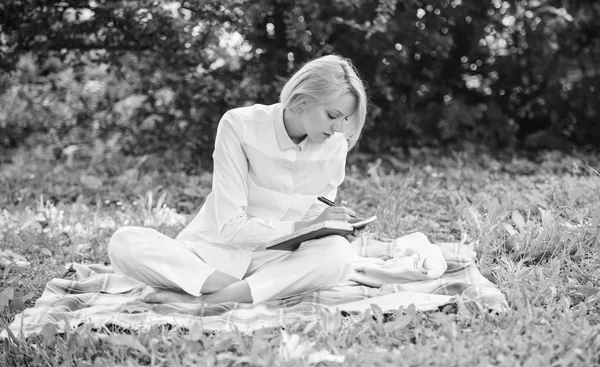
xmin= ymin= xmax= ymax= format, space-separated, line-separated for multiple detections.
xmin=1 ymin=146 xmax=600 ymax=366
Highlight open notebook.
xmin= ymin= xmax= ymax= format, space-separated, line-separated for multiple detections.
xmin=266 ymin=216 xmax=377 ymax=251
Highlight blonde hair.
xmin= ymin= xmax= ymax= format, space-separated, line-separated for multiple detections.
xmin=279 ymin=55 xmax=367 ymax=150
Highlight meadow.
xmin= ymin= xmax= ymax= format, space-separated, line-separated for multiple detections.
xmin=1 ymin=144 xmax=599 ymax=366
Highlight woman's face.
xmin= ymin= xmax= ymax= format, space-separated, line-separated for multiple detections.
xmin=299 ymin=93 xmax=357 ymax=144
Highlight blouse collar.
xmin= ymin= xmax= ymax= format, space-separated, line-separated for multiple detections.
xmin=274 ymin=104 xmax=308 ymax=151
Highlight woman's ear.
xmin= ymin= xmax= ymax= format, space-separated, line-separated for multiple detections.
xmin=288 ymin=103 xmax=305 ymax=114
xmin=294 ymin=98 xmax=311 ymax=112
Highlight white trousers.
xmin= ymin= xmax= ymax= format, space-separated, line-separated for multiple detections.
xmin=107 ymin=227 xmax=355 ymax=303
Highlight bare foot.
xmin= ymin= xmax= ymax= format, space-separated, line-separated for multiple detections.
xmin=143 ymin=290 xmax=205 ymax=304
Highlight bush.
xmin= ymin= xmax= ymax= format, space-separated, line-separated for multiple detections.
xmin=1 ymin=0 xmax=599 ymax=167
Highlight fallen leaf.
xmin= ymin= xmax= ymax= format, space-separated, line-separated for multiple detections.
xmin=303 ymin=320 xmax=319 ymax=334
xmin=80 ymin=175 xmax=104 ymax=190
xmin=2 ymin=264 xmax=11 ymax=280
xmin=279 ymin=331 xmax=313 ymax=361
xmin=38 ymin=323 xmax=58 ymax=346
xmin=40 ymin=248 xmax=53 ymax=257
xmin=511 ymin=210 xmax=526 ymax=233
xmin=10 ymin=297 xmax=25 ymax=312
xmin=0 ymin=286 xmax=15 ymax=307
xmin=577 ymin=286 xmax=599 ymax=297
xmin=182 ymin=187 xmax=205 ymax=198
xmin=0 ymin=257 xmax=11 ymax=269
xmin=3 ymin=249 xmax=27 ymax=262
xmin=14 ymin=259 xmax=30 ymax=267
xmin=307 ymin=350 xmax=346 ymax=364
xmin=108 ymin=335 xmax=149 ymax=356
xmin=501 ymin=222 xmax=518 ymax=236
xmin=20 ymin=218 xmax=43 ymax=233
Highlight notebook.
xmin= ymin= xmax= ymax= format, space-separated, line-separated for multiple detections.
xmin=266 ymin=216 xmax=377 ymax=251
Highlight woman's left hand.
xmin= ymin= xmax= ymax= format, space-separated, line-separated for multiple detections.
xmin=345 ymin=223 xmax=367 ymax=243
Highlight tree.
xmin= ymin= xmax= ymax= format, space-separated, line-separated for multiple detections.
xmin=1 ymin=0 xmax=599 ymax=165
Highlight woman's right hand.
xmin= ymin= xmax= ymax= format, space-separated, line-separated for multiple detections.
xmin=312 ymin=206 xmax=357 ymax=225
xmin=293 ymin=206 xmax=357 ymax=231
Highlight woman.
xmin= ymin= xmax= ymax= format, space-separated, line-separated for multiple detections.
xmin=108 ymin=55 xmax=368 ymax=304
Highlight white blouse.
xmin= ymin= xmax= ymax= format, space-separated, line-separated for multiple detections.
xmin=176 ymin=103 xmax=347 ymax=278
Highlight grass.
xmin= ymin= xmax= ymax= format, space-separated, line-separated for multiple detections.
xmin=1 ymin=144 xmax=600 ymax=366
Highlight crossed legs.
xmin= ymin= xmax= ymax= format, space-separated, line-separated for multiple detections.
xmin=108 ymin=227 xmax=354 ymax=304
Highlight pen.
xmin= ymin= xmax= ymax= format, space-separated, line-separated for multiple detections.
xmin=317 ymin=196 xmax=357 ymax=218
xmin=317 ymin=196 xmax=336 ymax=207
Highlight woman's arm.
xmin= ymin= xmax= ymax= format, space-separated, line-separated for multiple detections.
xmin=209 ymin=113 xmax=296 ymax=248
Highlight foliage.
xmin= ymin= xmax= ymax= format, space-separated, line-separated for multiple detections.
xmin=0 ymin=0 xmax=247 ymax=164
xmin=1 ymin=0 xmax=600 ymax=165
xmin=1 ymin=148 xmax=600 ymax=365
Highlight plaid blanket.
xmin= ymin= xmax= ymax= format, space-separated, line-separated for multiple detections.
xmin=4 ymin=241 xmax=507 ymax=338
